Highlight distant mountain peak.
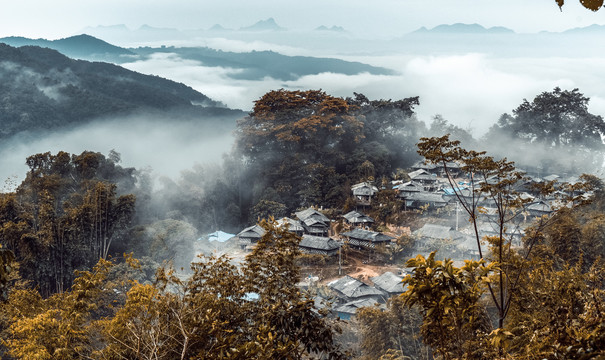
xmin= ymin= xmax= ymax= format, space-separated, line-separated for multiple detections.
xmin=412 ymin=23 xmax=514 ymax=35
xmin=208 ymin=24 xmax=232 ymax=32
xmin=315 ymin=25 xmax=346 ymax=32
xmin=240 ymin=18 xmax=286 ymax=32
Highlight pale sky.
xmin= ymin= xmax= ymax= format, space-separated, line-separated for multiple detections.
xmin=1 ymin=0 xmax=604 ymax=39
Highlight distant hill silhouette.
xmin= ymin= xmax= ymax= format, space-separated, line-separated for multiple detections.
xmin=131 ymin=46 xmax=394 ymax=81
xmin=0 ymin=43 xmax=241 ymax=138
xmin=239 ymin=18 xmax=286 ymax=31
xmin=411 ymin=23 xmax=515 ymax=34
xmin=0 ymin=34 xmax=134 ymax=60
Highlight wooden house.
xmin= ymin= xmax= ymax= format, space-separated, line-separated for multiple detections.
xmin=340 ymin=228 xmax=394 ymax=249
xmin=237 ymin=224 xmax=266 ymax=250
xmin=351 ymin=182 xmax=378 ymax=206
xmin=299 ymin=235 xmax=340 ymax=257
xmin=295 ymin=207 xmax=330 ymax=236
xmin=370 ymin=271 xmax=405 ymax=298
xmin=342 ymin=210 xmax=375 ymax=227
xmin=276 ymin=217 xmax=305 ymax=236
xmin=327 ymin=275 xmax=385 ymax=305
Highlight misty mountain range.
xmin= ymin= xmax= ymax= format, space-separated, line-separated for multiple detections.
xmin=0 ymin=34 xmax=393 ymax=81
xmin=0 ymin=43 xmax=242 ymax=139
xmin=72 ymin=19 xmax=605 ymax=57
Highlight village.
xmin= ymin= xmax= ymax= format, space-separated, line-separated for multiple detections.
xmin=198 ymin=158 xmax=590 ymax=321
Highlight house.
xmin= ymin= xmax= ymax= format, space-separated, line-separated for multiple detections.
xmin=396 ymin=181 xmax=424 ymax=197
xmin=299 ymin=235 xmax=340 ymax=257
xmin=402 ymin=192 xmax=451 ymax=210
xmin=237 ymin=224 xmax=266 ymax=249
xmin=333 ymin=298 xmax=383 ymax=320
xmin=340 ymin=228 xmax=394 ymax=249
xmin=342 ymin=210 xmax=375 ymax=227
xmin=408 ymin=169 xmax=439 ymax=191
xmin=457 ymin=236 xmax=483 ymax=259
xmin=413 ymin=223 xmax=471 ymax=249
xmin=370 ymin=271 xmax=405 ymax=298
xmin=411 ymin=160 xmax=438 ymax=175
xmin=295 ymin=208 xmax=330 ymax=236
xmin=526 ymin=200 xmax=554 ymax=217
xmin=351 ymin=182 xmax=379 ymax=206
xmin=475 ymin=221 xmax=525 ymax=247
xmin=327 ymin=275 xmax=385 ymax=305
xmin=276 ymin=217 xmax=305 ymax=236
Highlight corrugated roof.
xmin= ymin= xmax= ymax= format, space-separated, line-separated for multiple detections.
xmin=295 ymin=208 xmax=330 ymax=222
xmin=340 ymin=228 xmax=393 ymax=242
xmin=300 ymin=235 xmax=340 ymax=251
xmin=342 ymin=210 xmax=375 ymax=224
xmin=277 ymin=217 xmax=304 ymax=232
xmin=334 ymin=298 xmax=383 ymax=315
xmin=370 ymin=272 xmax=405 ymax=294
xmin=237 ymin=224 xmax=266 ymax=239
xmin=328 ymin=275 xmax=384 ymax=298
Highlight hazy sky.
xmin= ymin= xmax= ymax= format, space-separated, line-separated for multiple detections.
xmin=1 ymin=0 xmax=604 ymax=39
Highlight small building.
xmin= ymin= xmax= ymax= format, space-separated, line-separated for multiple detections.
xmin=408 ymin=169 xmax=439 ymax=191
xmin=334 ymin=298 xmax=383 ymax=320
xmin=351 ymin=182 xmax=379 ymax=206
xmin=237 ymin=224 xmax=266 ymax=250
xmin=527 ymin=200 xmax=554 ymax=217
xmin=370 ymin=271 xmax=405 ymax=298
xmin=396 ymin=181 xmax=424 ymax=197
xmin=276 ymin=217 xmax=305 ymax=236
xmin=340 ymin=228 xmax=394 ymax=249
xmin=295 ymin=208 xmax=330 ymax=236
xmin=342 ymin=210 xmax=375 ymax=227
xmin=327 ymin=275 xmax=385 ymax=305
xmin=299 ymin=235 xmax=340 ymax=257
xmin=402 ymin=192 xmax=451 ymax=210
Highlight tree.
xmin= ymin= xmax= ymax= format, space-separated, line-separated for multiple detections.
xmin=487 ymin=87 xmax=605 ymax=173
xmin=557 ymin=0 xmax=605 ymax=11
xmin=402 ymin=253 xmax=494 ymax=359
xmin=0 ymin=245 xmax=14 ymax=302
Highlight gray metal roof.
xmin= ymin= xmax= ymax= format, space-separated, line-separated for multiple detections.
xmin=295 ymin=208 xmax=330 ymax=223
xmin=351 ymin=182 xmax=378 ymax=196
xmin=276 ymin=217 xmax=304 ymax=232
xmin=300 ymin=235 xmax=340 ymax=251
xmin=414 ymin=223 xmax=472 ymax=244
xmin=405 ymin=192 xmax=449 ymax=203
xmin=340 ymin=228 xmax=393 ymax=243
xmin=334 ymin=298 xmax=383 ymax=315
xmin=237 ymin=224 xmax=266 ymax=239
xmin=328 ymin=275 xmax=384 ymax=299
xmin=370 ymin=271 xmax=405 ymax=294
xmin=342 ymin=210 xmax=375 ymax=224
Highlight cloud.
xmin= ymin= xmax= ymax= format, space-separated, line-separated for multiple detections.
xmin=121 ymin=50 xmax=605 ymax=137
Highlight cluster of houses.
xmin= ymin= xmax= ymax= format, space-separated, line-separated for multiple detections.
xmin=236 ymin=207 xmax=394 ymax=256
xmin=230 ymin=159 xmax=592 ymax=319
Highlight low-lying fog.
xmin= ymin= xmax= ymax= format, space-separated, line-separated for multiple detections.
xmin=0 ymin=113 xmax=236 ymax=191
xmin=120 ymin=38 xmax=605 ymax=137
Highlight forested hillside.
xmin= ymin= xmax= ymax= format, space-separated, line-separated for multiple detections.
xmin=0 ymin=43 xmax=240 ymax=139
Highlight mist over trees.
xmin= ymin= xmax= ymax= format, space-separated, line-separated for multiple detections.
xmin=484 ymin=87 xmax=605 ymax=175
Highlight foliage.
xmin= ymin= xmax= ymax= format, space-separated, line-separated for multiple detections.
xmin=0 ymin=151 xmax=136 ymax=296
xmin=486 ymin=87 xmax=605 ymax=173
xmin=402 ymin=252 xmax=494 ymax=359
xmin=356 ymin=296 xmax=429 ymax=360
xmin=235 ymin=89 xmax=421 ymax=214
xmin=0 ymin=245 xmax=14 ymax=302
xmin=557 ymin=0 xmax=605 ymax=11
